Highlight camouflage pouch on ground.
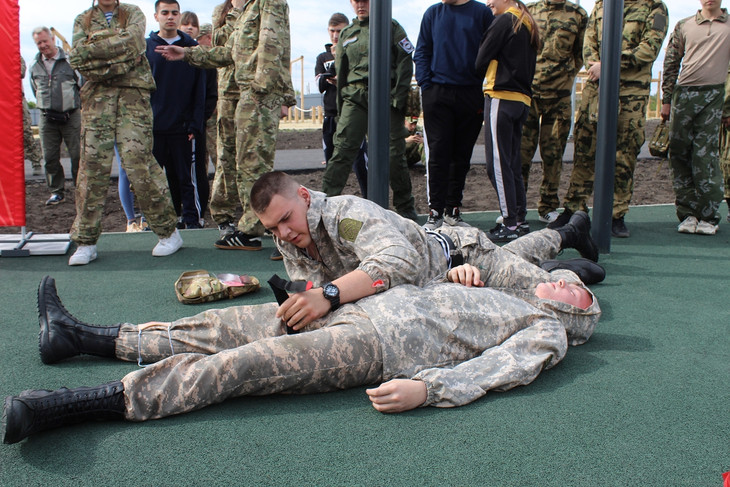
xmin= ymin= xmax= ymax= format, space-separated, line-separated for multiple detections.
xmin=174 ymin=270 xmax=260 ymax=304
xmin=649 ymin=121 xmax=670 ymax=158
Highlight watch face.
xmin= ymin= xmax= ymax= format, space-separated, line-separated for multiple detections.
xmin=324 ymin=284 xmax=338 ymax=298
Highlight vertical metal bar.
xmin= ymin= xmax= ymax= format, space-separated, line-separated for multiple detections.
xmin=592 ymin=0 xmax=624 ymax=253
xmin=367 ymin=0 xmax=392 ymax=208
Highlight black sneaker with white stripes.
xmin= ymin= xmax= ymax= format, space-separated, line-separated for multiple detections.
xmin=214 ymin=231 xmax=262 ymax=250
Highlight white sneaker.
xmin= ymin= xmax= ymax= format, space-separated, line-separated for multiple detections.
xmin=496 ymin=215 xmax=504 ymax=224
xmin=538 ymin=211 xmax=559 ymax=224
xmin=695 ymin=220 xmax=719 ymax=235
xmin=677 ymin=216 xmax=698 ymax=234
xmin=68 ymin=245 xmax=98 ymax=266
xmin=152 ymin=229 xmax=183 ymax=256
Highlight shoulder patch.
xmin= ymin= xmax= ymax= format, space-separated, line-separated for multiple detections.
xmin=342 ymin=37 xmax=357 ymax=48
xmin=652 ymin=13 xmax=667 ymax=32
xmin=398 ymin=37 xmax=415 ymax=54
xmin=338 ymin=218 xmax=363 ymax=242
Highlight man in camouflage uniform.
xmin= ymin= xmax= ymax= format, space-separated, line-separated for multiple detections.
xmin=404 ymin=116 xmax=425 ymax=168
xmin=157 ymin=0 xmax=297 ymax=250
xmin=66 ymin=0 xmax=181 ymax=266
xmin=197 ymin=24 xmax=218 ymax=173
xmin=320 ymin=0 xmax=418 ymax=221
xmin=248 ymin=172 xmax=599 ymax=332
xmin=549 ymin=0 xmax=668 ymax=238
xmin=721 ymin=67 xmax=730 ymax=223
xmin=1 ymin=241 xmax=601 ymax=443
xmin=661 ymin=0 xmax=730 ymax=236
xmin=520 ymin=0 xmax=587 ymax=224
xmin=20 ymin=57 xmax=43 ymax=178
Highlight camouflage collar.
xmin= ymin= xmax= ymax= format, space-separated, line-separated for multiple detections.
xmin=695 ymin=8 xmax=729 ymax=24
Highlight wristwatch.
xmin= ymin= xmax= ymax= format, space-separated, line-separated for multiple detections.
xmin=322 ymin=282 xmax=340 ymax=311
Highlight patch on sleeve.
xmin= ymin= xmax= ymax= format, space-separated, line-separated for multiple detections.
xmin=652 ymin=14 xmax=667 ymax=32
xmin=398 ymin=37 xmax=415 ymax=54
xmin=342 ymin=37 xmax=357 ymax=48
xmin=338 ymin=218 xmax=363 ymax=242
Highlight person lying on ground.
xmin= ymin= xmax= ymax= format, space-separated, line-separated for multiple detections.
xmin=2 ymin=267 xmax=600 ymax=444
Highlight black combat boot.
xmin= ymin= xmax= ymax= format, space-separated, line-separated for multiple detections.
xmin=554 ymin=211 xmax=599 ymax=262
xmin=2 ymin=381 xmax=125 ymax=444
xmin=38 ymin=276 xmax=120 ymax=364
xmin=539 ymin=258 xmax=606 ymax=285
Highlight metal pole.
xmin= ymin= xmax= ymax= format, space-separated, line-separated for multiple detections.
xmin=367 ymin=0 xmax=391 ymax=208
xmin=592 ymin=0 xmax=624 ymax=253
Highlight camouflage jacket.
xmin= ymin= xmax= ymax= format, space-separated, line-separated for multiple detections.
xmin=336 ymin=17 xmax=415 ymax=115
xmin=356 ymin=282 xmax=600 ymax=407
xmin=211 ymin=2 xmax=240 ymax=100
xmin=185 ymin=0 xmax=295 ymax=106
xmin=583 ymin=0 xmax=668 ymax=97
xmin=662 ymin=10 xmax=730 ymax=104
xmin=277 ymin=190 xmax=448 ymax=292
xmin=527 ymin=0 xmax=587 ymax=98
xmin=724 ymin=68 xmax=730 ymax=118
xmin=69 ymin=3 xmax=155 ymax=90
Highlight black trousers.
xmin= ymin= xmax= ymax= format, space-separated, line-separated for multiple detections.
xmin=153 ymin=133 xmax=201 ymax=225
xmin=484 ymin=96 xmax=529 ymax=227
xmin=422 ymin=84 xmax=484 ymax=213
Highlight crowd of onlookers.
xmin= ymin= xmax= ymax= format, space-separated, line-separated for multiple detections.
xmin=20 ymin=0 xmax=730 ymax=268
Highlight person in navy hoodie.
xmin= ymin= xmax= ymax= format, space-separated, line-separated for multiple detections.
xmin=146 ymin=0 xmax=207 ymax=229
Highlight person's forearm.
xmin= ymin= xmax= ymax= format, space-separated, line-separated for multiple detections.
xmin=331 ymin=269 xmax=376 ymax=305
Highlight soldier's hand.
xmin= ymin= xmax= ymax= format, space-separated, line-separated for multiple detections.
xmin=587 ymin=61 xmax=601 ymax=82
xmin=280 ymin=105 xmax=289 ymax=119
xmin=723 ymin=116 xmax=730 ymax=129
xmin=660 ymin=103 xmax=671 ymax=122
xmin=155 ymin=45 xmax=185 ymax=61
xmin=447 ymin=264 xmax=484 ymax=287
xmin=366 ymin=379 xmax=427 ymax=413
xmin=275 ymin=288 xmax=330 ymax=331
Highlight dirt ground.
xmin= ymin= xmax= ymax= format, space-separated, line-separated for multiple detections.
xmin=4 ymin=120 xmax=674 ymax=235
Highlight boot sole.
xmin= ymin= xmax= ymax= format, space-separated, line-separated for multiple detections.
xmin=214 ymin=244 xmax=263 ymax=251
xmin=2 ymin=395 xmax=21 ymax=444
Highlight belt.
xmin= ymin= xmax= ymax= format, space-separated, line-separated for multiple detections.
xmin=426 ymin=231 xmax=464 ymax=269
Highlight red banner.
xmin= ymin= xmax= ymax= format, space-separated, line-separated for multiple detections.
xmin=0 ymin=0 xmax=25 ymax=227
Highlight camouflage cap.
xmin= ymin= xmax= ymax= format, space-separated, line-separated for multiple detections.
xmin=198 ymin=23 xmax=212 ymax=38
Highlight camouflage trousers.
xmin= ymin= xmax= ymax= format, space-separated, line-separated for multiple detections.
xmin=668 ymin=84 xmax=724 ymax=224
xmin=71 ymin=84 xmax=177 ymax=244
xmin=322 ymin=85 xmax=416 ymax=215
xmin=208 ymin=96 xmax=239 ymax=226
xmin=206 ymin=108 xmax=217 ymax=170
xmin=214 ymin=90 xmax=282 ymax=235
xmin=721 ymin=125 xmax=730 ymax=200
xmin=22 ymin=99 xmax=42 ymax=168
xmin=116 ymin=303 xmax=383 ymax=421
xmin=565 ymin=83 xmax=647 ymax=218
xmin=520 ymin=96 xmax=572 ymax=216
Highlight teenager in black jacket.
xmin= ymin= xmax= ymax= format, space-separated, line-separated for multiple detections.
xmin=476 ymin=0 xmax=540 ymax=243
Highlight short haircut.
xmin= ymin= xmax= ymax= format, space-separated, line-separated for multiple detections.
xmin=31 ymin=26 xmax=53 ymax=38
xmin=250 ymin=171 xmax=301 ymax=214
xmin=180 ymin=11 xmax=199 ymax=27
xmin=155 ymin=0 xmax=180 ymax=12
xmin=328 ymin=13 xmax=349 ymax=26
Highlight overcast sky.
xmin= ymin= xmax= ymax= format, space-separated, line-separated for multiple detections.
xmin=19 ymin=0 xmax=698 ymax=102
